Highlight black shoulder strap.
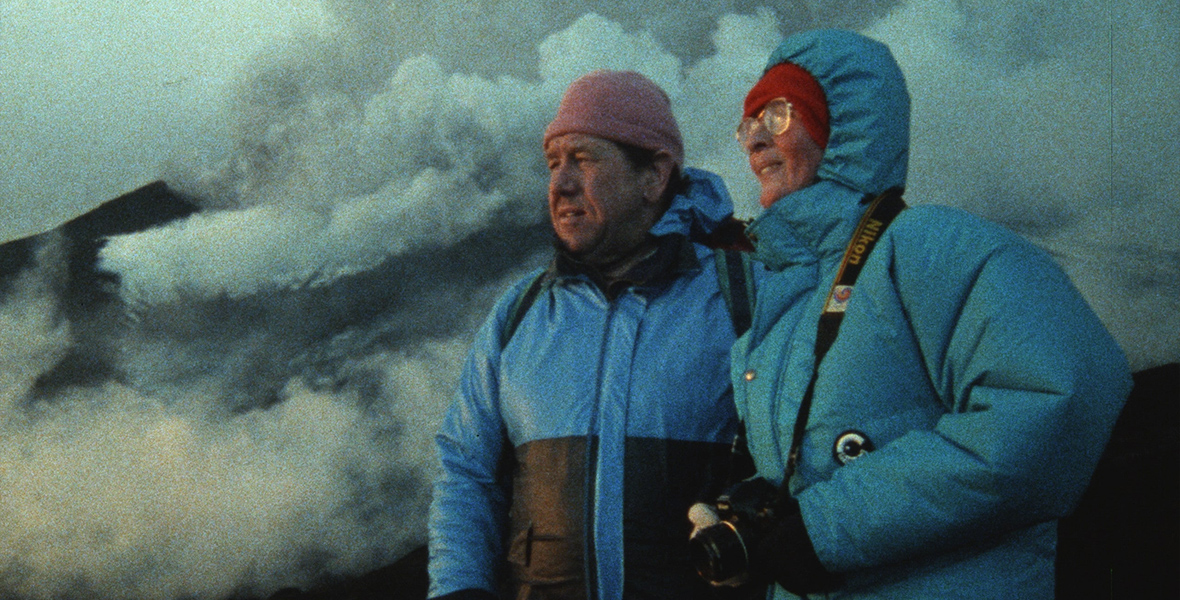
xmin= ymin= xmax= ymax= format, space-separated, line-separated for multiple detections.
xmin=781 ymin=187 xmax=906 ymax=487
xmin=714 ymin=248 xmax=756 ymax=338
xmin=500 ymin=269 xmax=553 ymax=349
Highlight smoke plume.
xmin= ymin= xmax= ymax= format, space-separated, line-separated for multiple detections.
xmin=0 ymin=1 xmax=1176 ymax=598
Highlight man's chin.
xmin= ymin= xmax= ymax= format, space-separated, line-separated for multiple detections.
xmin=552 ymin=234 xmax=587 ymax=259
xmin=555 ymin=236 xmax=620 ymax=268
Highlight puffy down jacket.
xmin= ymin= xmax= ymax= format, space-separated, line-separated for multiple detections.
xmin=734 ymin=29 xmax=1133 ymax=599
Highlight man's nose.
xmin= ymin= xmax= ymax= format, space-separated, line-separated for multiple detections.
xmin=550 ymin=162 xmax=578 ymax=194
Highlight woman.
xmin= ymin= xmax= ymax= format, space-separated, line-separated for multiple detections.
xmin=696 ymin=28 xmax=1131 ymax=599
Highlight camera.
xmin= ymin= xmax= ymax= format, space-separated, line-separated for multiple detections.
xmin=688 ymin=476 xmax=782 ymax=586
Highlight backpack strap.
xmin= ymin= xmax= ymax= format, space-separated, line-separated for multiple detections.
xmin=714 ymin=248 xmax=755 ymax=338
xmin=500 ymin=269 xmax=553 ymax=348
xmin=713 ymin=247 xmax=757 ymax=489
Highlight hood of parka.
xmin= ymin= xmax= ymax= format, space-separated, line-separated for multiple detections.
xmin=650 ymin=166 xmax=735 ymax=241
xmin=745 ymin=29 xmax=911 ymax=269
xmin=770 ymin=28 xmax=910 ymax=195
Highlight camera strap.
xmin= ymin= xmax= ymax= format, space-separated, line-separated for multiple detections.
xmin=781 ymin=187 xmax=906 ymax=487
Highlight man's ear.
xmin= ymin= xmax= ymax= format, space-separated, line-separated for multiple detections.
xmin=642 ymin=151 xmax=675 ymax=205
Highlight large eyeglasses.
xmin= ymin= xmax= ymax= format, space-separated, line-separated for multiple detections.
xmin=735 ymin=97 xmax=792 ymax=150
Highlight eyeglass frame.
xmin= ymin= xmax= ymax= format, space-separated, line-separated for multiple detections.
xmin=735 ymin=97 xmax=793 ymax=150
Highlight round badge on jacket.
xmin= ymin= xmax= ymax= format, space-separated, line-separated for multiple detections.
xmin=833 ymin=430 xmax=875 ymax=465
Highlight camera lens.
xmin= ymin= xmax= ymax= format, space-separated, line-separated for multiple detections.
xmin=689 ymin=521 xmax=750 ymax=584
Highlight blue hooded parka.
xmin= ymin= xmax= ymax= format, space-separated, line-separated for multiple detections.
xmin=734 ymin=30 xmax=1132 ymax=599
xmin=429 ymin=168 xmax=760 ymax=600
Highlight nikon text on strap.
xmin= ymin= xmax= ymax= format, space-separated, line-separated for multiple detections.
xmin=781 ymin=187 xmax=906 ymax=486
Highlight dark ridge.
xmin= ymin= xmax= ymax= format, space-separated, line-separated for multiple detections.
xmin=59 ymin=180 xmax=201 ymax=307
xmin=11 ymin=181 xmax=201 ymax=396
xmin=261 ymin=545 xmax=429 ymax=600
xmin=60 ymin=180 xmax=200 ymax=240
xmin=0 ymin=181 xmax=200 ymax=305
xmin=0 ymin=236 xmax=34 ymax=285
xmin=1057 ymin=362 xmax=1179 ymax=598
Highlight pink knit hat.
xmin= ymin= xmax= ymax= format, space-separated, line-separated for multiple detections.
xmin=544 ymin=70 xmax=684 ymax=167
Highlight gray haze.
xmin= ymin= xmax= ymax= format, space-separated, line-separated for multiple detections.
xmin=0 ymin=1 xmax=1177 ymax=598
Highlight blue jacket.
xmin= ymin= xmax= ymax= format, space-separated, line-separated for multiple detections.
xmin=429 ymin=168 xmax=759 ymax=599
xmin=734 ymin=30 xmax=1133 ymax=598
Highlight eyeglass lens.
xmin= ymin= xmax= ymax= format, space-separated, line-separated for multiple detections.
xmin=736 ymin=98 xmax=792 ymax=148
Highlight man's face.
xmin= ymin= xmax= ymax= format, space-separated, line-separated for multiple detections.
xmin=545 ymin=133 xmax=658 ymax=264
xmin=742 ymin=109 xmax=824 ymax=208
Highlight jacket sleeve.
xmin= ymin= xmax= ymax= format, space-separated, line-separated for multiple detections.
xmin=799 ymin=208 xmax=1133 ymax=572
xmin=427 ymin=282 xmax=526 ymax=598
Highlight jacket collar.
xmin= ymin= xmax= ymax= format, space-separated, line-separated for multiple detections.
xmin=552 ymin=233 xmax=700 ymax=300
xmin=745 ymin=180 xmax=868 ymax=271
xmin=649 ymin=167 xmax=734 ymax=240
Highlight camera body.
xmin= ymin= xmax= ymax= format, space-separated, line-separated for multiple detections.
xmin=689 ymin=477 xmax=782 ymax=586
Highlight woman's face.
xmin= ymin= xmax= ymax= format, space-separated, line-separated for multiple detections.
xmin=740 ymin=106 xmax=825 ymax=208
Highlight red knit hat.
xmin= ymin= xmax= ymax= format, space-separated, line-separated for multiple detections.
xmin=544 ymin=70 xmax=684 ymax=167
xmin=743 ymin=63 xmax=830 ymax=149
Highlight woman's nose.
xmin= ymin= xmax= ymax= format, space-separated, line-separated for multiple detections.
xmin=743 ymin=124 xmax=772 ymax=154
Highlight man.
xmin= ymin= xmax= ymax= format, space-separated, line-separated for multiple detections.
xmin=690 ymin=29 xmax=1132 ymax=598
xmin=429 ymin=70 xmax=758 ymax=600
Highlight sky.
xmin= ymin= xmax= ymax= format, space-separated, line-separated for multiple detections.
xmin=0 ymin=1 xmax=1177 ymax=598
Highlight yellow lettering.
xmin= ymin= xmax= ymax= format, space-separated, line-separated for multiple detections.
xmin=847 ymin=219 xmax=884 ymax=265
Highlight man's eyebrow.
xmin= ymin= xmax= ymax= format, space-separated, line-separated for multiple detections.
xmin=546 ymin=143 xmax=595 ymax=159
xmin=570 ymin=143 xmax=599 ymax=157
